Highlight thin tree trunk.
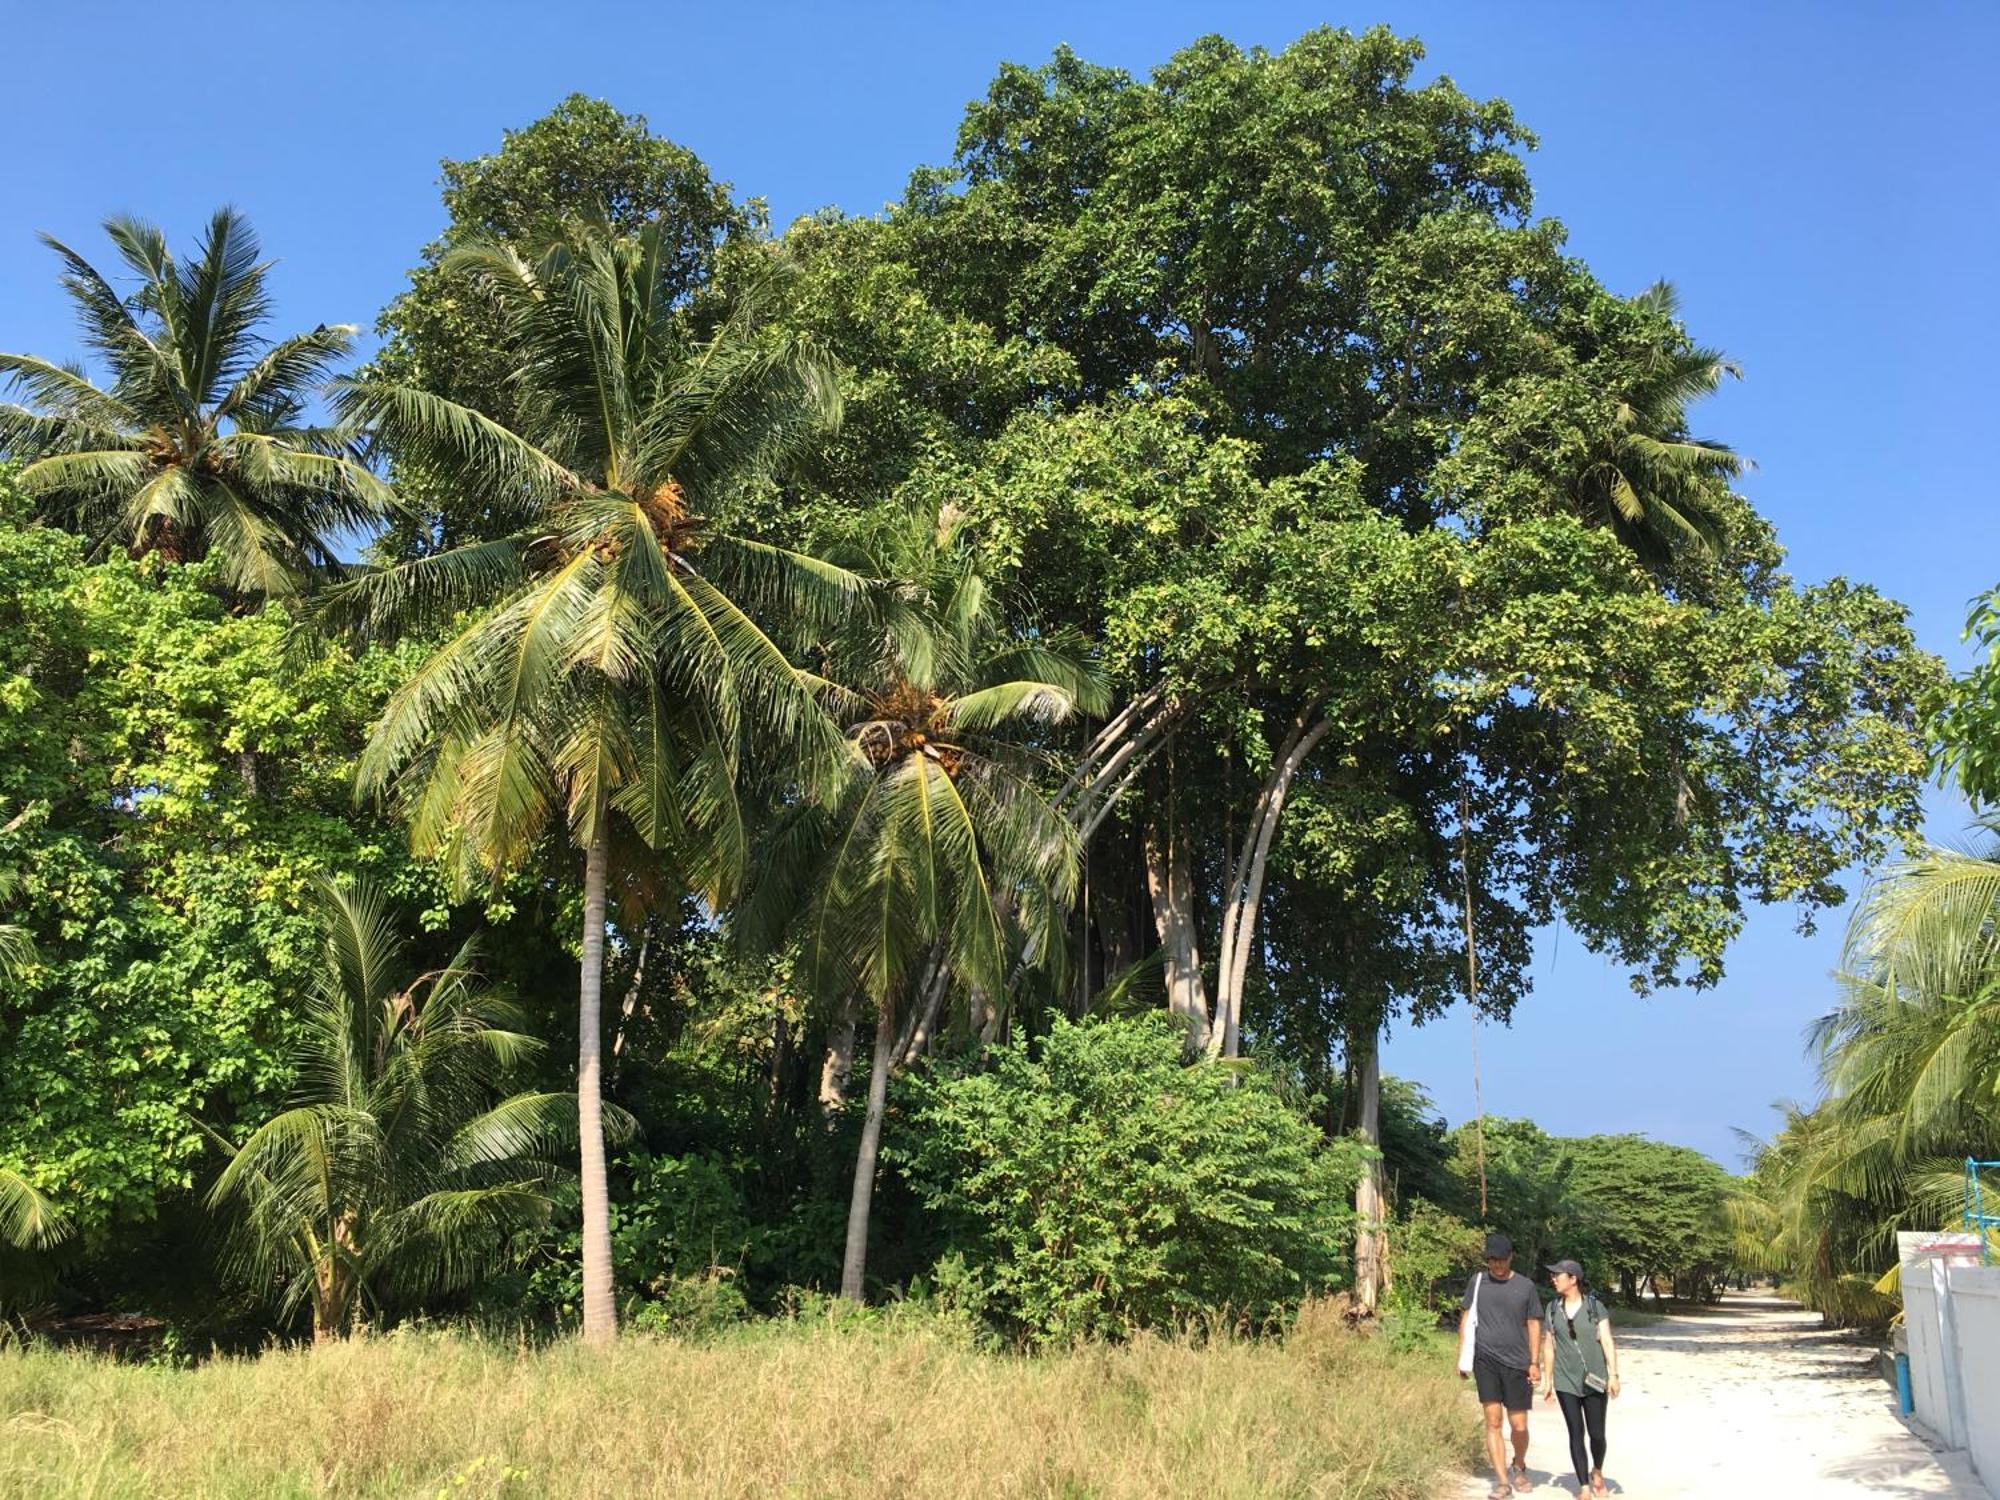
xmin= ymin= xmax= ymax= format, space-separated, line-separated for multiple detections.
xmin=1352 ymin=1018 xmax=1389 ymax=1315
xmin=818 ymin=996 xmax=858 ymax=1122
xmin=1213 ymin=712 xmax=1330 ymax=1058
xmin=609 ymin=919 xmax=653 ymax=1087
xmin=841 ymin=1000 xmax=897 ymax=1302
xmin=768 ymin=1009 xmax=790 ymax=1111
xmin=897 ymin=949 xmax=950 ymax=1068
xmin=577 ymin=827 xmax=617 ymax=1345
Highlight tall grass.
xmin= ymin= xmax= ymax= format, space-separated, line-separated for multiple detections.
xmin=0 ymin=1305 xmax=1474 ymax=1498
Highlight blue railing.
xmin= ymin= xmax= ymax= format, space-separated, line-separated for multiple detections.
xmin=1967 ymin=1158 xmax=2000 ymax=1265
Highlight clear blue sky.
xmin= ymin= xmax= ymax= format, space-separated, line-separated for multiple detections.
xmin=7 ymin=2 xmax=1997 ymax=1167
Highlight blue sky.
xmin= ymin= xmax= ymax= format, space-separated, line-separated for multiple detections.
xmin=6 ymin=2 xmax=1997 ymax=1166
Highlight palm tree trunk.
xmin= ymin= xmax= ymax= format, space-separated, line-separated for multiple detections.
xmin=840 ymin=1000 xmax=897 ymax=1302
xmin=577 ymin=825 xmax=617 ymax=1345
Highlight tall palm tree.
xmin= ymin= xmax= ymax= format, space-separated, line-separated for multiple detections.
xmin=0 ymin=209 xmax=394 ymax=600
xmin=333 ymin=220 xmax=860 ymax=1342
xmin=1574 ymin=280 xmax=1743 ymax=567
xmin=205 ymin=877 xmax=592 ymax=1344
xmin=747 ymin=504 xmax=1102 ymax=1299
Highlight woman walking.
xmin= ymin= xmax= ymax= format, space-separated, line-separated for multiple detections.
xmin=1539 ymin=1259 xmax=1619 ymax=1498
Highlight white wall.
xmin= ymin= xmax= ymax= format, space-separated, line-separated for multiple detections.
xmin=1899 ymin=1233 xmax=2000 ymax=1491
xmin=1950 ymin=1266 xmax=2000 ymax=1491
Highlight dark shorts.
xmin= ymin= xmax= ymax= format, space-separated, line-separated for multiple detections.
xmin=1473 ymin=1356 xmax=1533 ymax=1412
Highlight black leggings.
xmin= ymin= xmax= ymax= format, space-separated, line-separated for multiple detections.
xmin=1555 ymin=1390 xmax=1607 ymax=1487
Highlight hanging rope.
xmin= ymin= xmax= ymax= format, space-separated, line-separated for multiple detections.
xmin=1459 ymin=772 xmax=1489 ymax=1219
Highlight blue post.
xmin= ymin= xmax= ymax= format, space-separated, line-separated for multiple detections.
xmin=1895 ymin=1353 xmax=1914 ymax=1415
xmin=1968 ymin=1158 xmax=2000 ymax=1266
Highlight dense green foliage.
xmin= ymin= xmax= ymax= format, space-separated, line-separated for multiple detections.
xmin=0 ymin=486 xmax=432 ymax=1234
xmin=1934 ymin=587 xmax=2000 ymax=807
xmin=0 ymin=26 xmax=1952 ymax=1351
xmin=901 ymin=1016 xmax=1363 ymax=1343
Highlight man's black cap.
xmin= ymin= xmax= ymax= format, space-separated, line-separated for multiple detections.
xmin=1483 ymin=1233 xmax=1513 ymax=1260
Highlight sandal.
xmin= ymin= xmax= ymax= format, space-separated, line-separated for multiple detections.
xmin=1488 ymin=1485 xmax=1511 ymax=1500
xmin=1512 ymin=1464 xmax=1532 ymax=1492
xmin=1589 ymin=1475 xmax=1608 ymax=1498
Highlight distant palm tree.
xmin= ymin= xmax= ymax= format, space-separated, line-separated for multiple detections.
xmin=205 ymin=877 xmax=591 ymax=1344
xmin=0 ymin=208 xmax=394 ymax=600
xmin=747 ymin=504 xmax=1102 ymax=1299
xmin=1574 ymin=281 xmax=1743 ymax=566
xmin=333 ymin=220 xmax=859 ymax=1342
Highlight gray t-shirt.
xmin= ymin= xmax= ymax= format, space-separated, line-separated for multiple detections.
xmin=1461 ymin=1270 xmax=1541 ymax=1370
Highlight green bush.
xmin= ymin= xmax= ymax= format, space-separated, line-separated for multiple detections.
xmin=1386 ymin=1200 xmax=1487 ymax=1319
xmin=492 ymin=1150 xmax=757 ymax=1327
xmin=896 ymin=1015 xmax=1363 ymax=1345
xmin=628 ymin=1271 xmax=751 ymax=1338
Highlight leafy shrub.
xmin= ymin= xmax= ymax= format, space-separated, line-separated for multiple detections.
xmin=896 ymin=1015 xmax=1363 ymax=1344
xmin=628 ymin=1271 xmax=750 ymax=1338
xmin=1386 ymin=1200 xmax=1487 ymax=1320
xmin=492 ymin=1150 xmax=755 ymax=1327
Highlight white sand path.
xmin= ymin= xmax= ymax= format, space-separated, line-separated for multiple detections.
xmin=1452 ymin=1291 xmax=1989 ymax=1500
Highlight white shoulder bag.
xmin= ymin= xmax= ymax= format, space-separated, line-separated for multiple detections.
xmin=1457 ymin=1271 xmax=1483 ymax=1374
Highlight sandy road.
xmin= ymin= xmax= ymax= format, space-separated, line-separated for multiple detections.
xmin=1452 ymin=1292 xmax=1988 ymax=1499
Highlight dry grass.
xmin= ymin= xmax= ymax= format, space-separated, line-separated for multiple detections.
xmin=0 ymin=1305 xmax=1476 ymax=1499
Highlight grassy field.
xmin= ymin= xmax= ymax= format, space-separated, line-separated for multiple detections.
xmin=0 ymin=1306 xmax=1474 ymax=1499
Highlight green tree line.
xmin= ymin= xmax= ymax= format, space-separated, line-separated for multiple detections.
xmin=0 ymin=28 xmax=1962 ymax=1348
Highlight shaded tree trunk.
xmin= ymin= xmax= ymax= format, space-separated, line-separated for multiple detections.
xmin=841 ymin=1000 xmax=898 ymax=1301
xmin=1144 ymin=818 xmax=1210 ymax=1052
xmin=609 ymin=917 xmax=653 ymax=1087
xmin=1351 ymin=1018 xmax=1389 ymax=1315
xmin=818 ymin=996 xmax=858 ymax=1122
xmin=577 ymin=826 xmax=617 ymax=1344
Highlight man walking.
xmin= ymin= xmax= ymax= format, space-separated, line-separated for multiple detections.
xmin=1458 ymin=1233 xmax=1542 ymax=1496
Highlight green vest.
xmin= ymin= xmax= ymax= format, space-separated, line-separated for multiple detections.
xmin=1544 ymin=1292 xmax=1610 ymax=1396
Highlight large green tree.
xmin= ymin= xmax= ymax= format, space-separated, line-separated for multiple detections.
xmin=337 ymin=219 xmax=857 ymax=1342
xmin=0 ymin=209 xmax=393 ymax=600
xmin=827 ymin=28 xmax=1940 ymax=1316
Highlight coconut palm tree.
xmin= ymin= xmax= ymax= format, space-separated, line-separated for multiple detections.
xmin=332 ymin=220 xmax=860 ymax=1342
xmin=0 ymin=209 xmax=394 ymax=601
xmin=746 ymin=504 xmax=1103 ymax=1299
xmin=205 ymin=877 xmax=592 ymax=1344
xmin=1574 ymin=281 xmax=1743 ymax=567
xmin=0 ymin=1167 xmax=66 ymax=1254
xmin=1733 ymin=836 xmax=2000 ymax=1324
xmin=1813 ymin=838 xmax=2000 ymax=1214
